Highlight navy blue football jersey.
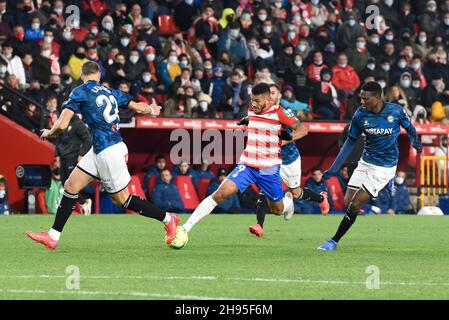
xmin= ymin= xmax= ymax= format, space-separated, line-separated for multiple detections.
xmin=280 ymin=104 xmax=301 ymax=165
xmin=348 ymin=102 xmax=412 ymax=168
xmin=63 ymin=80 xmax=132 ymax=154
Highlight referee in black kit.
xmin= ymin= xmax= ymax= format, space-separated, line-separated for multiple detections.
xmin=55 ymin=113 xmax=92 ymax=214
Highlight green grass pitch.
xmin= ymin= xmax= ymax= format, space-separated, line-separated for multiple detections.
xmin=1 ymin=214 xmax=449 ymax=300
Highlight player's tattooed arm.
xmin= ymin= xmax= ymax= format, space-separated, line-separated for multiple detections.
xmin=40 ymin=108 xmax=75 ymax=140
xmin=128 ymin=101 xmax=162 ymax=116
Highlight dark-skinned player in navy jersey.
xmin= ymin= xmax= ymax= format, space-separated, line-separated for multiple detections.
xmin=318 ymin=81 xmax=423 ymax=251
xmin=244 ymin=84 xmax=330 ymax=238
xmin=26 ymin=61 xmax=180 ymax=250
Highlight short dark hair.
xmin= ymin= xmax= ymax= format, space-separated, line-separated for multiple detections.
xmin=155 ymin=154 xmax=165 ymax=162
xmin=361 ymin=81 xmax=382 ymax=96
xmin=269 ymin=83 xmax=280 ymax=91
xmin=81 ymin=61 xmax=100 ymax=76
xmin=312 ymin=167 xmax=322 ymax=173
xmin=252 ymin=82 xmax=271 ymax=96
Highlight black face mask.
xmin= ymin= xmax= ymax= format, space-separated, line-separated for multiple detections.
xmin=75 ymin=52 xmax=85 ymax=59
xmin=62 ymin=74 xmax=71 ymax=81
xmin=52 ymin=168 xmax=60 ymax=176
xmin=231 ymin=81 xmax=239 ymax=87
xmin=99 ymin=39 xmax=108 ymax=46
xmin=177 ymin=94 xmax=185 ymax=100
xmin=175 ymin=39 xmax=183 ymax=45
xmin=49 ymin=84 xmax=59 ymax=90
xmin=261 ymin=44 xmax=271 ymax=51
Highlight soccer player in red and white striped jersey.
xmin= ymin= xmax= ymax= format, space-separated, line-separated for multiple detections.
xmin=182 ymin=83 xmax=306 ymax=235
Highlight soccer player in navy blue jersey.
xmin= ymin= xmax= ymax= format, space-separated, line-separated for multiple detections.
xmin=26 ymin=61 xmax=180 ymax=250
xmin=318 ymin=81 xmax=423 ymax=251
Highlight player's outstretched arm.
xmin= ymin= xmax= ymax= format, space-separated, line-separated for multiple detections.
xmin=40 ymin=108 xmax=75 ymax=140
xmin=403 ymin=122 xmax=423 ymax=153
xmin=323 ymin=136 xmax=357 ymax=179
xmin=128 ymin=101 xmax=161 ymax=116
xmin=282 ymin=122 xmax=308 ymax=146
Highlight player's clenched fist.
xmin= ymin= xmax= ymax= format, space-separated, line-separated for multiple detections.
xmin=149 ymin=103 xmax=162 ymax=117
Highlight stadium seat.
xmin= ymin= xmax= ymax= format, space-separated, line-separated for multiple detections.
xmin=126 ymin=175 xmax=147 ymax=214
xmin=36 ymin=189 xmax=47 ymax=214
xmin=158 ymin=15 xmax=180 ymax=36
xmin=197 ymin=178 xmax=211 ymax=201
xmin=326 ymin=176 xmax=345 ymax=210
xmin=174 ymin=176 xmax=200 ymax=210
xmin=147 ymin=175 xmax=157 ymax=197
xmin=134 ymin=171 xmax=145 ymax=185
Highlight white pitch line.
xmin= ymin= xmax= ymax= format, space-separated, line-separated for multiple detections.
xmin=0 ymin=288 xmax=239 ymax=300
xmin=2 ymin=274 xmax=449 ymax=287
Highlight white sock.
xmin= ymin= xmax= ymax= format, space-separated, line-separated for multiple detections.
xmin=162 ymin=213 xmax=172 ymax=224
xmin=282 ymin=196 xmax=293 ymax=214
xmin=48 ymin=228 xmax=61 ymax=241
xmin=183 ymin=195 xmax=217 ymax=233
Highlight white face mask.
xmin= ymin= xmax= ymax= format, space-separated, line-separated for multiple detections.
xmin=230 ymin=29 xmax=240 ymax=38
xmin=419 ymin=36 xmax=427 ymax=44
xmin=42 ymin=49 xmax=51 ymax=57
xmin=258 ymin=14 xmax=267 ymax=21
xmin=0 ymin=65 xmax=6 ymax=73
xmin=356 ymin=42 xmax=366 ymax=49
xmin=298 ymin=44 xmax=306 ymax=52
xmin=382 ymin=64 xmax=390 ymax=72
xmin=120 ymin=38 xmax=130 ymax=47
xmin=378 ymin=81 xmax=386 ymax=89
xmin=0 ymin=190 xmax=5 ymax=198
xmin=263 ymin=26 xmax=272 ymax=34
xmin=311 ymin=0 xmax=319 ymax=5
xmin=147 ymin=53 xmax=155 ymax=61
xmin=385 ymin=34 xmax=394 ymax=41
xmin=347 ymin=19 xmax=356 ymax=27
xmin=445 ymin=18 xmax=449 ymax=26
xmin=130 ymin=55 xmax=139 ymax=64
xmin=288 ymin=32 xmax=296 ymax=40
xmin=339 ymin=63 xmax=347 ymax=68
xmin=72 ymin=20 xmax=80 ymax=29
xmin=63 ymin=31 xmax=72 ymax=40
xmin=384 ymin=0 xmax=393 ymax=7
xmin=371 ymin=37 xmax=380 ymax=44
xmin=91 ymin=27 xmax=98 ymax=35
xmin=185 ymin=0 xmax=194 ymax=5
xmin=32 ymin=23 xmax=40 ymax=31
xmin=367 ymin=63 xmax=376 ymax=70
xmin=395 ymin=177 xmax=404 ymax=185
xmin=412 ymin=63 xmax=421 ymax=70
xmin=143 ymin=74 xmax=151 ymax=82
xmin=54 ymin=7 xmax=63 ymax=14
xmin=103 ymin=22 xmax=113 ymax=31
xmin=44 ymin=36 xmax=53 ymax=44
xmin=400 ymin=79 xmax=411 ymax=88
xmin=200 ymin=101 xmax=208 ymax=111
xmin=275 ymin=1 xmax=282 ymax=8
xmin=168 ymin=56 xmax=178 ymax=64
xmin=398 ymin=61 xmax=406 ymax=69
xmin=295 ymin=60 xmax=302 ymax=67
xmin=412 ymin=82 xmax=421 ymax=88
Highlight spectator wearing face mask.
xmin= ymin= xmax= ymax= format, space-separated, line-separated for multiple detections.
xmin=218 ymin=22 xmax=250 ymax=66
xmin=255 ymin=37 xmax=275 ymax=73
xmin=195 ymin=92 xmax=212 ymax=118
xmin=296 ymin=39 xmax=312 ymax=61
xmin=158 ymin=50 xmax=182 ymax=89
xmin=436 ymin=11 xmax=449 ymax=42
xmin=260 ymin=19 xmax=282 ymax=55
xmin=312 ymin=68 xmax=340 ymax=120
xmin=40 ymin=95 xmax=59 ymax=130
xmin=391 ymin=171 xmax=415 ymax=214
xmin=68 ymin=46 xmax=89 ymax=81
xmin=124 ymin=49 xmax=146 ymax=82
xmin=284 ymin=53 xmax=309 ymax=103
xmin=276 ymin=44 xmax=295 ymax=80
xmin=358 ymin=57 xmax=379 ymax=82
xmin=280 ymin=85 xmax=311 ymax=121
xmin=344 ymin=35 xmax=371 ymax=74
xmin=131 ymin=71 xmax=155 ymax=99
xmin=25 ymin=16 xmax=44 ymax=41
xmin=138 ymin=18 xmax=162 ymax=56
xmin=164 ymin=86 xmax=194 ymax=117
xmin=335 ymin=12 xmax=365 ymax=52
xmin=306 ymin=0 xmax=329 ymax=29
xmin=0 ymin=175 xmax=10 ymax=215
xmin=0 ymin=41 xmax=26 ymax=87
xmin=307 ymin=50 xmax=328 ymax=84
xmin=86 ymin=46 xmax=106 ymax=80
xmin=398 ymin=72 xmax=416 ymax=111
xmin=38 ymin=29 xmax=60 ymax=58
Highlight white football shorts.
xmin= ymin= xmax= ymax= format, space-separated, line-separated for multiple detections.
xmin=348 ymin=159 xmax=396 ymax=198
xmin=77 ymin=142 xmax=131 ymax=194
xmin=280 ymin=156 xmax=302 ymax=189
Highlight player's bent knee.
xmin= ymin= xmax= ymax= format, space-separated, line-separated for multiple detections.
xmin=111 ymin=189 xmax=130 ymax=207
xmin=63 ymin=178 xmax=79 ymax=194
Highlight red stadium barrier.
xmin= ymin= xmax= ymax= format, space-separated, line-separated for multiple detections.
xmin=126 ymin=175 xmax=147 ymax=214
xmin=326 ymin=176 xmax=345 ymax=211
xmin=174 ymin=176 xmax=199 ymax=210
xmin=197 ymin=178 xmax=211 ymax=201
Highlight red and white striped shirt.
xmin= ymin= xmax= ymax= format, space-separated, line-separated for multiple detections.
xmin=240 ymin=104 xmax=297 ymax=169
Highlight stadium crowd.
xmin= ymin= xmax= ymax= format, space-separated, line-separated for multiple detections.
xmin=0 ymin=0 xmax=447 ymax=126
xmin=0 ymin=0 xmax=447 ymax=214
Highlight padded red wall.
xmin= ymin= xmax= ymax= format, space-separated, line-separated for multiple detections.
xmin=0 ymin=114 xmax=54 ymax=212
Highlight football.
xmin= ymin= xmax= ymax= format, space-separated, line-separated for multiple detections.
xmin=169 ymin=226 xmax=188 ymax=249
